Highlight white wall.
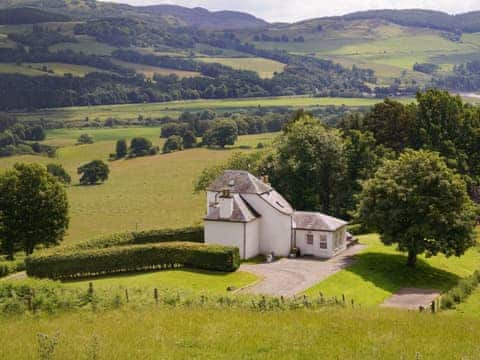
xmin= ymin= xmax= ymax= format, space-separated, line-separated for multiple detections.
xmin=294 ymin=226 xmax=348 ymax=258
xmin=245 ymin=219 xmax=260 ymax=259
xmin=243 ymin=194 xmax=292 ymax=257
xmin=205 ymin=220 xmax=244 ymax=256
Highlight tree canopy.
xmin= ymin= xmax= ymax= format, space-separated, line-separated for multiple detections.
xmin=77 ymin=160 xmax=109 ymax=185
xmin=357 ymin=150 xmax=478 ymax=267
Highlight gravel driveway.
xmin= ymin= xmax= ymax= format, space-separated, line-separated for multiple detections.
xmin=239 ymin=244 xmax=366 ymax=297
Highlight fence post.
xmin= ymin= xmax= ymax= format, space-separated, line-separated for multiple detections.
xmin=351 ymin=299 xmax=354 ymax=308
xmin=154 ymin=288 xmax=159 ymax=305
xmin=342 ymin=294 xmax=346 ymax=305
xmin=125 ymin=288 xmax=129 ymax=303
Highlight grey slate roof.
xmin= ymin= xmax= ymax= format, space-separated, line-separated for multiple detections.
xmin=260 ymin=190 xmax=294 ymax=215
xmin=207 ymin=170 xmax=272 ymax=194
xmin=204 ymin=194 xmax=260 ymax=223
xmin=293 ymin=211 xmax=348 ymax=232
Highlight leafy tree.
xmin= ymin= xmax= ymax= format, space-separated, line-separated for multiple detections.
xmin=160 ymin=123 xmax=188 ymax=138
xmin=77 ymin=160 xmax=109 ymax=185
xmin=46 ymin=163 xmax=71 ymax=184
xmin=357 ymin=150 xmax=478 ymax=267
xmin=267 ymin=115 xmax=347 ymax=214
xmin=202 ymin=120 xmax=238 ymax=148
xmin=163 ymin=135 xmax=183 ymax=153
xmin=77 ymin=134 xmax=94 ymax=145
xmin=182 ymin=130 xmax=197 ymax=149
xmin=25 ymin=125 xmax=46 ymax=141
xmin=129 ymin=137 xmax=153 ymax=157
xmin=0 ymin=163 xmax=69 ymax=258
xmin=115 ymin=139 xmax=127 ymax=159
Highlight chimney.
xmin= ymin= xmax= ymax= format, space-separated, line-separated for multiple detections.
xmin=219 ymin=189 xmax=233 ymax=219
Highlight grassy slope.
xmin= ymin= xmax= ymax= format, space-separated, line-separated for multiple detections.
xmin=1 ymin=307 xmax=480 ymax=359
xmin=111 ymin=59 xmax=200 ymax=79
xmin=453 ymin=287 xmax=480 ymax=317
xmin=196 ymin=57 xmax=286 ymax=78
xmin=0 ymin=129 xmax=276 ymax=244
xmin=15 ymin=96 xmax=394 ymax=123
xmin=0 ymin=62 xmax=106 ymax=77
xmin=64 ymin=268 xmax=256 ymax=294
xmin=305 ymin=234 xmax=480 ymax=306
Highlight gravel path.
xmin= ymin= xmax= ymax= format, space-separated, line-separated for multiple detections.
xmin=381 ymin=288 xmax=440 ymax=310
xmin=239 ymin=244 xmax=366 ymax=297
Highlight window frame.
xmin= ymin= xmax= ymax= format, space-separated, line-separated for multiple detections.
xmin=306 ymin=233 xmax=314 ymax=245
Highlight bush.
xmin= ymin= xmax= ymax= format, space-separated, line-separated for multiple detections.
xmin=129 ymin=137 xmax=153 ymax=157
xmin=77 ymin=134 xmax=94 ymax=145
xmin=440 ymin=270 xmax=480 ymax=309
xmin=115 ymin=139 xmax=127 ymax=159
xmin=0 ymin=259 xmax=25 ymax=278
xmin=182 ymin=130 xmax=197 ymax=149
xmin=77 ymin=160 xmax=109 ymax=185
xmin=25 ymin=242 xmax=240 ymax=279
xmin=163 ymin=135 xmax=183 ymax=153
xmin=58 ymin=226 xmax=204 ymax=252
xmin=46 ymin=163 xmax=71 ymax=184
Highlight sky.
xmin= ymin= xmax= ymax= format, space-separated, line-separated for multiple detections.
xmin=103 ymin=0 xmax=480 ymax=22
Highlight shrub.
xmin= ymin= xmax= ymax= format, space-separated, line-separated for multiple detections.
xmin=46 ymin=163 xmax=71 ymax=184
xmin=115 ymin=139 xmax=127 ymax=159
xmin=440 ymin=270 xmax=480 ymax=309
xmin=25 ymin=242 xmax=240 ymax=279
xmin=0 ymin=259 xmax=25 ymax=278
xmin=77 ymin=160 xmax=109 ymax=185
xmin=129 ymin=137 xmax=153 ymax=157
xmin=160 ymin=123 xmax=188 ymax=138
xmin=163 ymin=135 xmax=183 ymax=153
xmin=182 ymin=130 xmax=197 ymax=149
xmin=77 ymin=134 xmax=94 ymax=145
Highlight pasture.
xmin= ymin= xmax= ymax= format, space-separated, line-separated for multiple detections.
xmin=0 ymin=128 xmax=276 ymax=244
xmin=0 ymin=62 xmax=106 ymax=77
xmin=1 ymin=307 xmax=480 ymax=359
xmin=111 ymin=59 xmax=200 ymax=79
xmin=196 ymin=57 xmax=286 ymax=78
xmin=15 ymin=96 xmax=392 ymax=123
xmin=304 ymin=234 xmax=480 ymax=306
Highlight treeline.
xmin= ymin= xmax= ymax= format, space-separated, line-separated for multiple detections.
xmin=7 ymin=25 xmax=77 ymax=47
xmin=0 ymin=7 xmax=70 ymax=25
xmin=343 ymin=9 xmax=480 ymax=33
xmin=0 ymin=114 xmax=52 ymax=157
xmin=433 ymin=61 xmax=480 ymax=92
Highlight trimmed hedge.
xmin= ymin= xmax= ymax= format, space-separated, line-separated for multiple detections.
xmin=60 ymin=226 xmax=204 ymax=252
xmin=25 ymin=242 xmax=240 ymax=279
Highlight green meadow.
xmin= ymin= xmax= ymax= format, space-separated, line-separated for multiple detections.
xmin=0 ymin=128 xmax=276 ymax=244
xmin=196 ymin=56 xmax=286 ymax=78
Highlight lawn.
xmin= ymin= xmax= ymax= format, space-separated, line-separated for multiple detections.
xmin=15 ymin=96 xmax=395 ymax=123
xmin=452 ymin=287 xmax=480 ymax=318
xmin=0 ymin=129 xmax=276 ymax=244
xmin=196 ymin=57 xmax=286 ymax=78
xmin=304 ymin=234 xmax=480 ymax=306
xmin=1 ymin=307 xmax=480 ymax=359
xmin=64 ymin=268 xmax=256 ymax=294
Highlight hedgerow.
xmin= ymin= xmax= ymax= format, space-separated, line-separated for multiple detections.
xmin=58 ymin=226 xmax=204 ymax=252
xmin=0 ymin=259 xmax=25 ymax=278
xmin=441 ymin=270 xmax=480 ymax=309
xmin=25 ymin=242 xmax=239 ymax=279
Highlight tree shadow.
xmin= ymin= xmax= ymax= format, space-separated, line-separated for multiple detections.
xmin=343 ymin=252 xmax=461 ymax=294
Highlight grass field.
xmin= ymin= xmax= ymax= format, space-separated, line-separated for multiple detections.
xmin=111 ymin=59 xmax=200 ymax=79
xmin=1 ymin=307 xmax=480 ymax=359
xmin=196 ymin=57 xmax=286 ymax=78
xmin=49 ymin=35 xmax=116 ymax=56
xmin=304 ymin=234 xmax=480 ymax=306
xmin=0 ymin=62 xmax=106 ymax=77
xmin=64 ymin=268 xmax=256 ymax=294
xmin=14 ymin=96 xmax=394 ymax=123
xmin=0 ymin=128 xmax=276 ymax=244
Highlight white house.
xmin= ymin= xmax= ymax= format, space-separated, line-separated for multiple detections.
xmin=204 ymin=170 xmax=348 ymax=260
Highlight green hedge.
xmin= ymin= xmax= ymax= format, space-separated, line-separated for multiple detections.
xmin=60 ymin=226 xmax=204 ymax=252
xmin=25 ymin=242 xmax=240 ymax=279
xmin=441 ymin=270 xmax=480 ymax=309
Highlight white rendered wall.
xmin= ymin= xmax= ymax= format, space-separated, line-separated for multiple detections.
xmin=243 ymin=194 xmax=292 ymax=257
xmin=204 ymin=220 xmax=244 ymax=256
xmin=245 ymin=219 xmax=260 ymax=259
xmin=294 ymin=226 xmax=348 ymax=258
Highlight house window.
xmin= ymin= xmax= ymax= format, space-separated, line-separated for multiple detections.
xmin=319 ymin=235 xmax=327 ymax=249
xmin=306 ymin=233 xmax=314 ymax=245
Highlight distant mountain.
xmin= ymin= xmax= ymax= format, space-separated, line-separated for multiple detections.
xmin=137 ymin=4 xmax=268 ymax=30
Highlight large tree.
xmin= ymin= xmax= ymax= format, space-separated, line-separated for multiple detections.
xmin=202 ymin=120 xmax=238 ymax=148
xmin=268 ymin=115 xmax=347 ymax=214
xmin=77 ymin=160 xmax=109 ymax=185
xmin=357 ymin=150 xmax=478 ymax=267
xmin=0 ymin=163 xmax=69 ymax=258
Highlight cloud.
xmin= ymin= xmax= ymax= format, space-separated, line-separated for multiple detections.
xmin=103 ymin=0 xmax=480 ymax=22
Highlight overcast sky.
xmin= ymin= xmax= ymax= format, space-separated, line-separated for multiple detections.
xmin=104 ymin=0 xmax=480 ymax=22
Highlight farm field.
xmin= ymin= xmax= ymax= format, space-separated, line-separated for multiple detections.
xmin=14 ymin=96 xmax=397 ymax=123
xmin=1 ymin=307 xmax=480 ymax=359
xmin=0 ymin=128 xmax=276 ymax=244
xmin=49 ymin=36 xmax=116 ymax=56
xmin=0 ymin=62 xmax=106 ymax=77
xmin=111 ymin=59 xmax=200 ymax=79
xmin=304 ymin=234 xmax=480 ymax=306
xmin=196 ymin=56 xmax=286 ymax=78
